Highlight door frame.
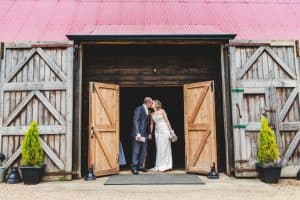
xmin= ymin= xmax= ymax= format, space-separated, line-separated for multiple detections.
xmin=72 ymin=42 xmax=233 ymax=177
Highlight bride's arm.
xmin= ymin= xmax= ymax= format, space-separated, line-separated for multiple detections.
xmin=162 ymin=109 xmax=172 ymax=132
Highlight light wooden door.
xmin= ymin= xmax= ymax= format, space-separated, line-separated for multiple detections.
xmin=88 ymin=82 xmax=119 ymax=176
xmin=184 ymin=81 xmax=217 ymax=174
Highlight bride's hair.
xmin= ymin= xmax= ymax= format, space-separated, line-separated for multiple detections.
xmin=154 ymin=100 xmax=162 ymax=110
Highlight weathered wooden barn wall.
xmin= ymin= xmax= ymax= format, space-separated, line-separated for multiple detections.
xmin=80 ymin=44 xmax=227 ymax=174
xmin=230 ymin=40 xmax=300 ymax=177
xmin=0 ymin=42 xmax=73 ymax=180
xmin=82 ymin=44 xmax=222 ymax=86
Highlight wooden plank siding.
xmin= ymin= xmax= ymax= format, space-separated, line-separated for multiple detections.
xmin=80 ymin=44 xmax=228 ymax=175
xmin=0 ymin=42 xmax=73 ymax=180
xmin=229 ymin=41 xmax=300 ymax=177
xmin=83 ymin=45 xmax=222 ymax=86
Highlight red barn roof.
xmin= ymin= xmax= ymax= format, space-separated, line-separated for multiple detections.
xmin=0 ymin=0 xmax=300 ymax=42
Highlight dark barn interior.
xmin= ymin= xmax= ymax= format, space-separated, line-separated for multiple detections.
xmin=120 ymin=87 xmax=184 ymax=169
xmin=81 ymin=44 xmax=226 ymax=175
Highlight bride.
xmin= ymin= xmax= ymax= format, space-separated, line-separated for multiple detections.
xmin=150 ymin=100 xmax=173 ymax=172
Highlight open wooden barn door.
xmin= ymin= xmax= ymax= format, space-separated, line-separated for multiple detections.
xmin=88 ymin=82 xmax=120 ymax=176
xmin=0 ymin=42 xmax=73 ymax=180
xmin=184 ymin=81 xmax=217 ymax=174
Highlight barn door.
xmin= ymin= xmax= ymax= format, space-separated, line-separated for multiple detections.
xmin=230 ymin=42 xmax=300 ymax=177
xmin=184 ymin=81 xmax=217 ymax=174
xmin=88 ymin=82 xmax=119 ymax=176
xmin=0 ymin=42 xmax=73 ymax=179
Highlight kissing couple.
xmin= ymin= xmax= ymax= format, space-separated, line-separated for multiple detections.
xmin=131 ymin=97 xmax=174 ymax=175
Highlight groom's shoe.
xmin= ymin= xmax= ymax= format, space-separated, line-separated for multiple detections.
xmin=131 ymin=169 xmax=139 ymax=175
xmin=138 ymin=168 xmax=147 ymax=172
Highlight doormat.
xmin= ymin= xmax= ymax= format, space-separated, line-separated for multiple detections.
xmin=104 ymin=174 xmax=205 ymax=185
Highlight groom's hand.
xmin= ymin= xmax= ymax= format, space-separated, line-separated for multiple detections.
xmin=148 ymin=134 xmax=152 ymax=140
xmin=136 ymin=133 xmax=141 ymax=140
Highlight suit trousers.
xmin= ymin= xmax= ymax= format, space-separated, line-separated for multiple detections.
xmin=131 ymin=139 xmax=148 ymax=170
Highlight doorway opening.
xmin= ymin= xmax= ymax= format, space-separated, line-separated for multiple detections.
xmin=80 ymin=43 xmax=228 ymax=176
xmin=120 ymin=87 xmax=185 ymax=169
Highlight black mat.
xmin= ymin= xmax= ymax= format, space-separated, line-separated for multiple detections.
xmin=105 ymin=174 xmax=205 ymax=185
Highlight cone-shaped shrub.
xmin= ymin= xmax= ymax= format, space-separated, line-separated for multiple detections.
xmin=21 ymin=121 xmax=44 ymax=167
xmin=257 ymin=116 xmax=280 ymax=165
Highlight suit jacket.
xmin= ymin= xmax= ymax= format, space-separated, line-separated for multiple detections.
xmin=131 ymin=105 xmax=149 ymax=138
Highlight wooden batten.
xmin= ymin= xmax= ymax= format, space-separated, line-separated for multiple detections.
xmin=80 ymin=40 xmax=223 ymax=45
xmin=230 ymin=40 xmax=296 ymax=47
xmin=4 ymin=41 xmax=74 ymax=49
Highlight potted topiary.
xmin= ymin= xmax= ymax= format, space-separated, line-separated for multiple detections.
xmin=0 ymin=153 xmax=6 ymax=183
xmin=20 ymin=121 xmax=45 ymax=184
xmin=256 ymin=116 xmax=282 ymax=183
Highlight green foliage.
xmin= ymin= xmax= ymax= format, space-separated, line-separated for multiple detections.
xmin=21 ymin=121 xmax=44 ymax=167
xmin=257 ymin=116 xmax=280 ymax=165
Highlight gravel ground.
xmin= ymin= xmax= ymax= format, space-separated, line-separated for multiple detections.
xmin=0 ymin=174 xmax=299 ymax=200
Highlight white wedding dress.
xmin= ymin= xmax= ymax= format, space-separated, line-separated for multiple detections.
xmin=152 ymin=112 xmax=173 ymax=171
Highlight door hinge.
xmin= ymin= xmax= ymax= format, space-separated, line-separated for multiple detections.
xmin=233 ymin=124 xmax=247 ymax=129
xmin=92 ymin=83 xmax=96 ymax=93
xmin=91 ymin=127 xmax=95 ymax=138
xmin=231 ymin=88 xmax=244 ymax=93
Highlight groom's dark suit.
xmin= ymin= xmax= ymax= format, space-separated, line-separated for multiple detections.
xmin=131 ymin=105 xmax=149 ymax=171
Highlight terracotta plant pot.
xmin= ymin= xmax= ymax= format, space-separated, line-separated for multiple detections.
xmin=20 ymin=164 xmax=46 ymax=185
xmin=256 ymin=164 xmax=282 ymax=183
xmin=0 ymin=167 xmax=6 ymax=183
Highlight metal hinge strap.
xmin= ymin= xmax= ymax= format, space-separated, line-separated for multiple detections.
xmin=231 ymin=88 xmax=244 ymax=93
xmin=233 ymin=124 xmax=247 ymax=129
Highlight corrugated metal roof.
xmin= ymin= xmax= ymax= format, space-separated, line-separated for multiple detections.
xmin=0 ymin=0 xmax=300 ymax=41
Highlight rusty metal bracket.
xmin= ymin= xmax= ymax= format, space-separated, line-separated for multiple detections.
xmin=296 ymin=40 xmax=299 ymax=57
xmin=0 ymin=42 xmax=4 ymax=59
xmin=264 ymin=107 xmax=276 ymax=112
xmin=233 ymin=168 xmax=257 ymax=173
xmin=235 ymin=160 xmax=249 ymax=164
xmin=92 ymin=83 xmax=96 ymax=93
xmin=235 ymin=103 xmax=242 ymax=118
xmin=91 ymin=127 xmax=95 ymax=138
xmin=210 ymin=81 xmax=214 ymax=91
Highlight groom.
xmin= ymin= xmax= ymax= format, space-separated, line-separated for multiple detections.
xmin=131 ymin=97 xmax=153 ymax=175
